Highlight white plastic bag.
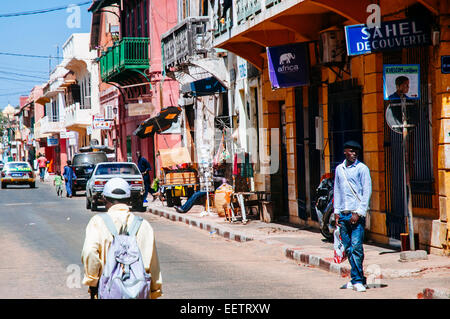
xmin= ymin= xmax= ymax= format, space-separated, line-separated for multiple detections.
xmin=333 ymin=226 xmax=347 ymax=264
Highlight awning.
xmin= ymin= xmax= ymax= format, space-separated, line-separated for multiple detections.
xmin=182 ymin=77 xmax=227 ymax=97
xmin=88 ymin=0 xmax=120 ymax=13
xmin=133 ymin=106 xmax=182 ymax=139
xmin=35 ymin=96 xmax=50 ymax=105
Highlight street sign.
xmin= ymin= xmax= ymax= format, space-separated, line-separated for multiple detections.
xmin=92 ymin=116 xmax=113 ymax=130
xmin=441 ymin=56 xmax=450 ymax=74
xmin=344 ymin=19 xmax=431 ymax=56
xmin=47 ymin=136 xmax=59 ymax=147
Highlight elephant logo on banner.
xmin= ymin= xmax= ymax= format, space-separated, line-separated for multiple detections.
xmin=279 ymin=52 xmax=296 ymax=65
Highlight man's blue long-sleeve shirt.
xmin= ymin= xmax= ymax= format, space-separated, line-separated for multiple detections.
xmin=333 ymin=159 xmax=372 ymax=217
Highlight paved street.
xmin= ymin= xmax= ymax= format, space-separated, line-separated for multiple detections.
xmin=0 ymin=181 xmax=447 ymax=299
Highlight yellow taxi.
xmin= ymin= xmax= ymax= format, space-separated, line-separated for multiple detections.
xmin=1 ymin=161 xmax=36 ymax=189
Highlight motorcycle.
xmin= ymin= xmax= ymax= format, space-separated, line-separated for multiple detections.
xmin=314 ymin=173 xmax=336 ymax=242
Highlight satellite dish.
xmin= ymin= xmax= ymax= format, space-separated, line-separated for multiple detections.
xmin=385 ymin=100 xmax=419 ymax=134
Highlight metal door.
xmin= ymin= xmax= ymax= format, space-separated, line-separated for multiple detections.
xmin=383 ymin=48 xmax=434 ymax=240
xmin=328 ymin=79 xmax=363 ymax=172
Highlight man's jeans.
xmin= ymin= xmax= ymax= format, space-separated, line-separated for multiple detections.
xmin=339 ymin=212 xmax=366 ymax=285
xmin=143 ymin=175 xmax=150 ymax=201
xmin=180 ymin=191 xmax=206 ymax=213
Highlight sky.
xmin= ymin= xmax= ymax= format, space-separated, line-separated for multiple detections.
xmin=0 ymin=1 xmax=93 ymax=109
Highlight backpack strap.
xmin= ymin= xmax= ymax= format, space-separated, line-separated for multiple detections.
xmin=128 ymin=215 xmax=143 ymax=237
xmin=99 ymin=213 xmax=118 ymax=237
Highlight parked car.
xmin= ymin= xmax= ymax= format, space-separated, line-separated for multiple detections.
xmin=86 ymin=162 xmax=145 ymax=212
xmin=72 ymin=152 xmax=108 ymax=195
xmin=1 ymin=161 xmax=36 ymax=189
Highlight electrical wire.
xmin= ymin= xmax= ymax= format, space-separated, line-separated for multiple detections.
xmin=0 ymin=70 xmax=48 ymax=81
xmin=0 ymin=1 xmax=91 ymax=18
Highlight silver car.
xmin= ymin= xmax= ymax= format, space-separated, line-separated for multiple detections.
xmin=86 ymin=162 xmax=145 ymax=212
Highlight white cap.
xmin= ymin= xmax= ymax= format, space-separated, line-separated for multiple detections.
xmin=102 ymin=177 xmax=131 ymax=199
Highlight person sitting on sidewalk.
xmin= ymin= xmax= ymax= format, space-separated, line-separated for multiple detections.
xmin=81 ymin=177 xmax=163 ymax=299
xmin=174 ymin=177 xmax=228 ymax=214
xmin=334 ymin=140 xmax=372 ymax=292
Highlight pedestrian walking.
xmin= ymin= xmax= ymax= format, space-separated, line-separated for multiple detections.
xmin=81 ymin=178 xmax=162 ymax=299
xmin=53 ymin=171 xmax=64 ymax=197
xmin=63 ymin=160 xmax=77 ymax=198
xmin=37 ymin=153 xmax=48 ymax=182
xmin=136 ymin=151 xmax=152 ymax=203
xmin=333 ymin=140 xmax=372 ymax=292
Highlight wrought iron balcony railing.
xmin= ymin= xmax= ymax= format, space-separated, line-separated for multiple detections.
xmin=99 ymin=37 xmax=150 ymax=83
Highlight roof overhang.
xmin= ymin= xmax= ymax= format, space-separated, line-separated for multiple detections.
xmin=88 ymin=0 xmax=120 ymax=13
xmin=213 ymin=0 xmax=373 ymax=70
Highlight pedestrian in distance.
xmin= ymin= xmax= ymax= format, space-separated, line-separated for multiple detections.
xmin=53 ymin=171 xmax=64 ymax=197
xmin=136 ymin=150 xmax=152 ymax=203
xmin=333 ymin=140 xmax=372 ymax=292
xmin=81 ymin=177 xmax=162 ymax=299
xmin=37 ymin=153 xmax=48 ymax=182
xmin=63 ymin=160 xmax=77 ymax=198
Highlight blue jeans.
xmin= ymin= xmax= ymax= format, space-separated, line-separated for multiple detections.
xmin=65 ymin=181 xmax=73 ymax=197
xmin=143 ymin=175 xmax=150 ymax=201
xmin=180 ymin=191 xmax=206 ymax=213
xmin=339 ymin=212 xmax=366 ymax=285
xmin=39 ymin=167 xmax=45 ymax=180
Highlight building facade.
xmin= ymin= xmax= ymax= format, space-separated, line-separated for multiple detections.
xmin=204 ymin=0 xmax=450 ymax=255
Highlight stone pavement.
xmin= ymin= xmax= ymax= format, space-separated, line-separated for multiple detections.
xmin=146 ymin=200 xmax=450 ymax=297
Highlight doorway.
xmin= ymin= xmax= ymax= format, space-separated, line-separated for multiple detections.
xmin=269 ymin=101 xmax=289 ymax=221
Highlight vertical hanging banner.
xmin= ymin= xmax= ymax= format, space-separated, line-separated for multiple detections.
xmin=267 ymin=42 xmax=310 ymax=89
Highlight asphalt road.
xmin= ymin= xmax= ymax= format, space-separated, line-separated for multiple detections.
xmin=0 ymin=181 xmax=446 ymax=299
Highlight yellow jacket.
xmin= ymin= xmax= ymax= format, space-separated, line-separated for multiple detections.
xmin=81 ymin=204 xmax=162 ymax=299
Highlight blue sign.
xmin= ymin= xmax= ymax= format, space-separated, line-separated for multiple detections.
xmin=267 ymin=42 xmax=309 ymax=89
xmin=345 ymin=19 xmax=431 ymax=56
xmin=442 ymin=56 xmax=450 ymax=74
xmin=47 ymin=136 xmax=59 ymax=147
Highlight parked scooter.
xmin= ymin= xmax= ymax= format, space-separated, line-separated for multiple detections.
xmin=314 ymin=173 xmax=336 ymax=242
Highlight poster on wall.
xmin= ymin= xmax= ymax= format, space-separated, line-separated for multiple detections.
xmin=267 ymin=42 xmax=310 ymax=89
xmin=383 ymin=64 xmax=420 ymax=101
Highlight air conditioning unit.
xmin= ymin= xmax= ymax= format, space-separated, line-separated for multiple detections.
xmin=319 ymin=27 xmax=346 ymax=65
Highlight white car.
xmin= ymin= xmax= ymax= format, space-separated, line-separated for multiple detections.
xmin=86 ymin=162 xmax=145 ymax=212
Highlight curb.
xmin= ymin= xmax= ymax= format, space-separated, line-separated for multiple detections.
xmin=147 ymin=205 xmax=449 ymax=280
xmin=417 ymin=288 xmax=450 ymax=299
xmin=148 ymin=207 xmax=254 ymax=243
xmin=284 ymin=247 xmax=351 ymax=277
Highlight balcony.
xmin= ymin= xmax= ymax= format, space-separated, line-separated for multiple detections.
xmin=99 ymin=37 xmax=150 ymax=84
xmin=40 ymin=115 xmax=65 ymax=135
xmin=65 ymin=102 xmax=92 ymax=129
xmin=161 ymin=17 xmax=211 ymax=72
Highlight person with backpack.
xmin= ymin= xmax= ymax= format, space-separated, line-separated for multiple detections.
xmin=81 ymin=177 xmax=162 ymax=299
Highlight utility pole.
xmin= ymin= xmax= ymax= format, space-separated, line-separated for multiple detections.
xmin=391 ymin=97 xmax=416 ymax=250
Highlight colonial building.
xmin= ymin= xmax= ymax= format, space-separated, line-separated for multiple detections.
xmin=206 ymin=0 xmax=449 ymax=255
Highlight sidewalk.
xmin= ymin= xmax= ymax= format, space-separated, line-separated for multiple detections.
xmin=147 ymin=200 xmax=450 ymax=294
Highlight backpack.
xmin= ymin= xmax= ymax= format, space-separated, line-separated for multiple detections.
xmin=98 ymin=213 xmax=151 ymax=299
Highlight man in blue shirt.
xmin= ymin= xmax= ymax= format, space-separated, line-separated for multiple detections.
xmin=334 ymin=141 xmax=372 ymax=292
xmin=63 ymin=160 xmax=77 ymax=198
xmin=136 ymin=151 xmax=152 ymax=203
